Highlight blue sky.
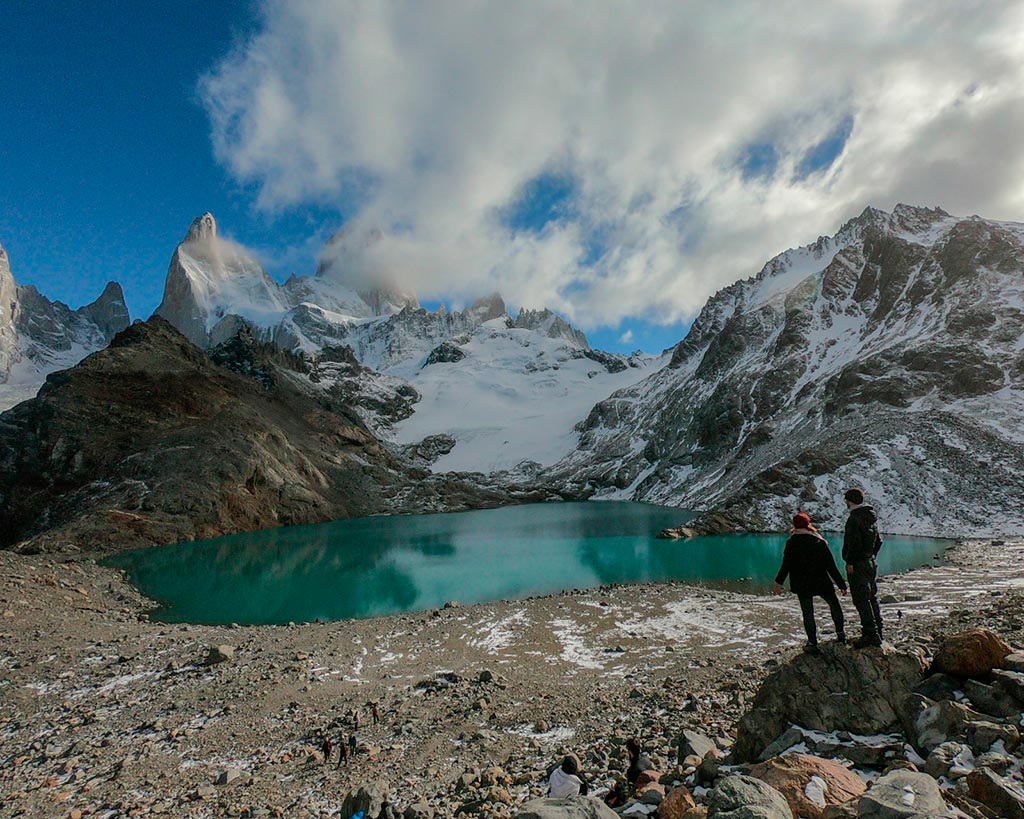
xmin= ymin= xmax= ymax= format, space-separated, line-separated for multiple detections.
xmin=3 ymin=2 xmax=1021 ymax=357
xmin=0 ymin=1 xmax=688 ymax=354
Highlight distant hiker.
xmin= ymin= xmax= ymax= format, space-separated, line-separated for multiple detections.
xmin=548 ymin=754 xmax=589 ymax=798
xmin=352 ymin=708 xmax=360 ymax=730
xmin=372 ymin=702 xmax=380 ymax=725
xmin=773 ymin=512 xmax=847 ymax=654
xmin=842 ymin=488 xmax=884 ymax=648
xmin=348 ymin=732 xmax=357 ymax=758
xmin=320 ymin=735 xmax=333 ymax=764
xmin=625 ymin=738 xmax=653 ymax=791
xmin=336 ymin=739 xmax=349 ymax=767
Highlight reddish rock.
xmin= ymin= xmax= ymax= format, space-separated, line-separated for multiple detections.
xmin=932 ymin=629 xmax=1012 ymax=679
xmin=748 ymin=754 xmax=866 ymax=819
xmin=635 ymin=770 xmax=662 ymax=790
xmin=656 ymin=785 xmax=696 ymax=819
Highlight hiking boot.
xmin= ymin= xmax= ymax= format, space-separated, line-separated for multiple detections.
xmin=852 ymin=634 xmax=882 ymax=649
xmin=803 ymin=642 xmax=821 ymax=655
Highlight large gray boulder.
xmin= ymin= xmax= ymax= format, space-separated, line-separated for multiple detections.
xmin=856 ymin=770 xmax=947 ymax=818
xmin=514 ymin=798 xmax=619 ymax=819
xmin=341 ymin=781 xmax=392 ymax=819
xmin=734 ymin=643 xmax=926 ymax=762
xmin=706 ymin=775 xmax=791 ymax=819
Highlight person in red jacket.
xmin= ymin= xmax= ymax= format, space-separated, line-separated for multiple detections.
xmin=773 ymin=512 xmax=848 ymax=654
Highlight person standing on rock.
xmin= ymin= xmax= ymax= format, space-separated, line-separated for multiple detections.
xmin=842 ymin=488 xmax=884 ymax=648
xmin=548 ymin=755 xmax=589 ymax=798
xmin=773 ymin=512 xmax=847 ymax=654
xmin=625 ymin=738 xmax=653 ymax=792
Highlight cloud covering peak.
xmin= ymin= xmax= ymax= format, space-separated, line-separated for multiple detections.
xmin=201 ymin=0 xmax=1024 ymax=328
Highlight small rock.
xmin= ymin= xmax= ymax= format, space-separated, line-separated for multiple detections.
xmin=1002 ymin=651 xmax=1024 ymax=672
xmin=203 ymin=644 xmax=235 ymax=665
xmin=856 ymin=769 xmax=947 ymax=818
xmin=677 ymin=730 xmax=715 ymax=764
xmin=923 ymin=741 xmax=973 ymax=779
xmin=706 ymin=775 xmax=790 ymax=819
xmin=966 ymin=719 xmax=1020 ymax=754
xmin=656 ymin=786 xmax=696 ymax=819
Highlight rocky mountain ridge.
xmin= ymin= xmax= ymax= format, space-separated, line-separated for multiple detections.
xmin=549 ymin=204 xmax=1024 ymax=535
xmin=0 ymin=317 xmax=560 ymax=555
xmin=0 ymin=243 xmax=130 ymax=411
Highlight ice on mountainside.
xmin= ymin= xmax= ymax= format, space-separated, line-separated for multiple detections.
xmin=548 ymin=204 xmax=1024 ymax=536
xmin=151 ymin=213 xmax=660 ymax=471
xmin=0 ymin=243 xmax=130 ymax=412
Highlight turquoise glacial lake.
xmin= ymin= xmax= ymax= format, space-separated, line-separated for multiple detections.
xmin=107 ymin=502 xmax=949 ymax=625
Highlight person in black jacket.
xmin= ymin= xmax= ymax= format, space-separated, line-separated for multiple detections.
xmin=773 ymin=512 xmax=847 ymax=654
xmin=842 ymin=488 xmax=884 ymax=648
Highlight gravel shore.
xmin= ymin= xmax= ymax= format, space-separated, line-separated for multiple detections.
xmin=2 ymin=537 xmax=1021 ymax=818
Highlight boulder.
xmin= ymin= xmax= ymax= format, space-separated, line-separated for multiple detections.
xmin=405 ymin=803 xmax=434 ymax=819
xmin=900 ymin=695 xmax=983 ymax=754
xmin=923 ymin=741 xmax=973 ymax=779
xmin=341 ymin=782 xmax=391 ymax=819
xmin=747 ymin=754 xmax=865 ymax=819
xmin=204 ymin=644 xmax=235 ymax=665
xmin=911 ymin=673 xmax=960 ymax=702
xmin=514 ymin=798 xmax=620 ymax=819
xmin=821 ymin=802 xmax=859 ymax=819
xmin=962 ymin=679 xmax=1021 ymax=717
xmin=215 ymin=767 xmax=250 ymax=786
xmin=706 ymin=775 xmax=791 ymax=819
xmin=734 ymin=643 xmax=926 ymax=762
xmin=1003 ymin=651 xmax=1024 ymax=672
xmin=678 ymin=730 xmax=717 ymax=763
xmin=856 ymin=770 xmax=947 ymax=819
xmin=636 ymin=771 xmax=663 ymax=790
xmin=931 ymin=628 xmax=1011 ymax=679
xmin=656 ymin=786 xmax=697 ymax=819
xmin=966 ymin=769 xmax=1024 ymax=819
xmin=991 ymin=668 xmax=1024 ymax=703
xmin=966 ymin=719 xmax=1020 ymax=753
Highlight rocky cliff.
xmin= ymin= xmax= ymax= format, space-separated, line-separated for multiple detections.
xmin=0 ymin=318 xmax=556 ymax=555
xmin=549 ymin=205 xmax=1024 ymax=536
xmin=0 ymin=243 xmax=130 ymax=411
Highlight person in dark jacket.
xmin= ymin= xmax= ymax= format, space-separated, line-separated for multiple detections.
xmin=625 ymin=738 xmax=653 ymax=791
xmin=842 ymin=488 xmax=884 ymax=648
xmin=773 ymin=512 xmax=847 ymax=654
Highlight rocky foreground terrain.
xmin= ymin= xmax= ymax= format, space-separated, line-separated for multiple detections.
xmin=1 ymin=537 xmax=1022 ymax=819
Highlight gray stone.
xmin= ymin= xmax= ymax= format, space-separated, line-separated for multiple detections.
xmin=706 ymin=775 xmax=790 ymax=819
xmin=911 ymin=673 xmax=960 ymax=702
xmin=901 ymin=696 xmax=982 ymax=754
xmin=1003 ymin=651 xmax=1024 ymax=672
xmin=966 ymin=719 xmax=1020 ymax=754
xmin=678 ymin=729 xmax=717 ymax=764
xmin=514 ymin=797 xmax=619 ymax=819
xmin=962 ymin=679 xmax=1021 ymax=718
xmin=923 ymin=741 xmax=972 ymax=779
xmin=991 ymin=668 xmax=1024 ymax=704
xmin=734 ymin=644 xmax=926 ymax=762
xmin=341 ymin=781 xmax=391 ymax=819
xmin=856 ymin=770 xmax=947 ymax=818
xmin=966 ymin=768 xmax=1024 ymax=819
xmin=215 ymin=768 xmax=250 ymax=786
xmin=974 ymin=751 xmax=1014 ymax=773
xmin=404 ymin=803 xmax=434 ymax=819
xmin=204 ymin=644 xmax=235 ymax=665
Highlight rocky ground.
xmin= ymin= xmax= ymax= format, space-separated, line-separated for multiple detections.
xmin=1 ymin=538 xmax=1022 ymax=819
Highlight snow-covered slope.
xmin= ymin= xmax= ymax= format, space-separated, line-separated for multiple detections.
xmin=0 ymin=243 xmax=130 ymax=412
xmin=154 ymin=213 xmax=661 ymax=473
xmin=390 ymin=318 xmax=661 ymax=472
xmin=549 ymin=205 xmax=1024 ymax=536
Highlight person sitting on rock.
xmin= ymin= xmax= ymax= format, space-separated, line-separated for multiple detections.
xmin=548 ymin=754 xmax=589 ymax=798
xmin=773 ymin=512 xmax=848 ymax=654
xmin=625 ymin=738 xmax=653 ymax=792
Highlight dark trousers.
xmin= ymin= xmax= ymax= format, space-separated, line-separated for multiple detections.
xmin=849 ymin=559 xmax=882 ymax=638
xmin=798 ymin=587 xmax=845 ymax=645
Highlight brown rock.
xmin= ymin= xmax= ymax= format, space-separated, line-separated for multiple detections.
xmin=748 ymin=754 xmax=866 ymax=819
xmin=679 ymin=810 xmax=707 ymax=819
xmin=635 ymin=770 xmax=662 ymax=790
xmin=932 ymin=628 xmax=1011 ymax=679
xmin=656 ymin=786 xmax=696 ymax=819
xmin=966 ymin=769 xmax=1024 ymax=819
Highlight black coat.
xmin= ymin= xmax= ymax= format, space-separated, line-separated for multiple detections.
xmin=842 ymin=505 xmax=882 ymax=564
xmin=775 ymin=531 xmax=847 ymax=596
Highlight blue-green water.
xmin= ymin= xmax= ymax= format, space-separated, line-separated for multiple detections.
xmin=106 ymin=502 xmax=949 ymax=625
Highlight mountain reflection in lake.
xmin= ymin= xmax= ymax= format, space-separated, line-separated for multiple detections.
xmin=107 ymin=502 xmax=948 ymax=625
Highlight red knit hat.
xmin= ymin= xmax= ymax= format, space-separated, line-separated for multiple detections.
xmin=792 ymin=512 xmax=812 ymax=529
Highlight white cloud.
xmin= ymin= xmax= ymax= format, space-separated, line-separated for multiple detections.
xmin=619 ymin=329 xmax=634 ymax=345
xmin=201 ymin=0 xmax=1024 ymax=329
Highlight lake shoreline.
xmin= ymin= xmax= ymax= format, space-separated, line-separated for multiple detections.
xmin=1 ymin=536 xmax=1021 ymax=817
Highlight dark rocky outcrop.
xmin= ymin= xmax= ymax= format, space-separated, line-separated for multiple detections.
xmin=733 ymin=642 xmax=927 ymax=762
xmin=0 ymin=318 xmax=542 ymax=555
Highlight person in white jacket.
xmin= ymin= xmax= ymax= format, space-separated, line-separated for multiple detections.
xmin=548 ymin=755 xmax=589 ymax=798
